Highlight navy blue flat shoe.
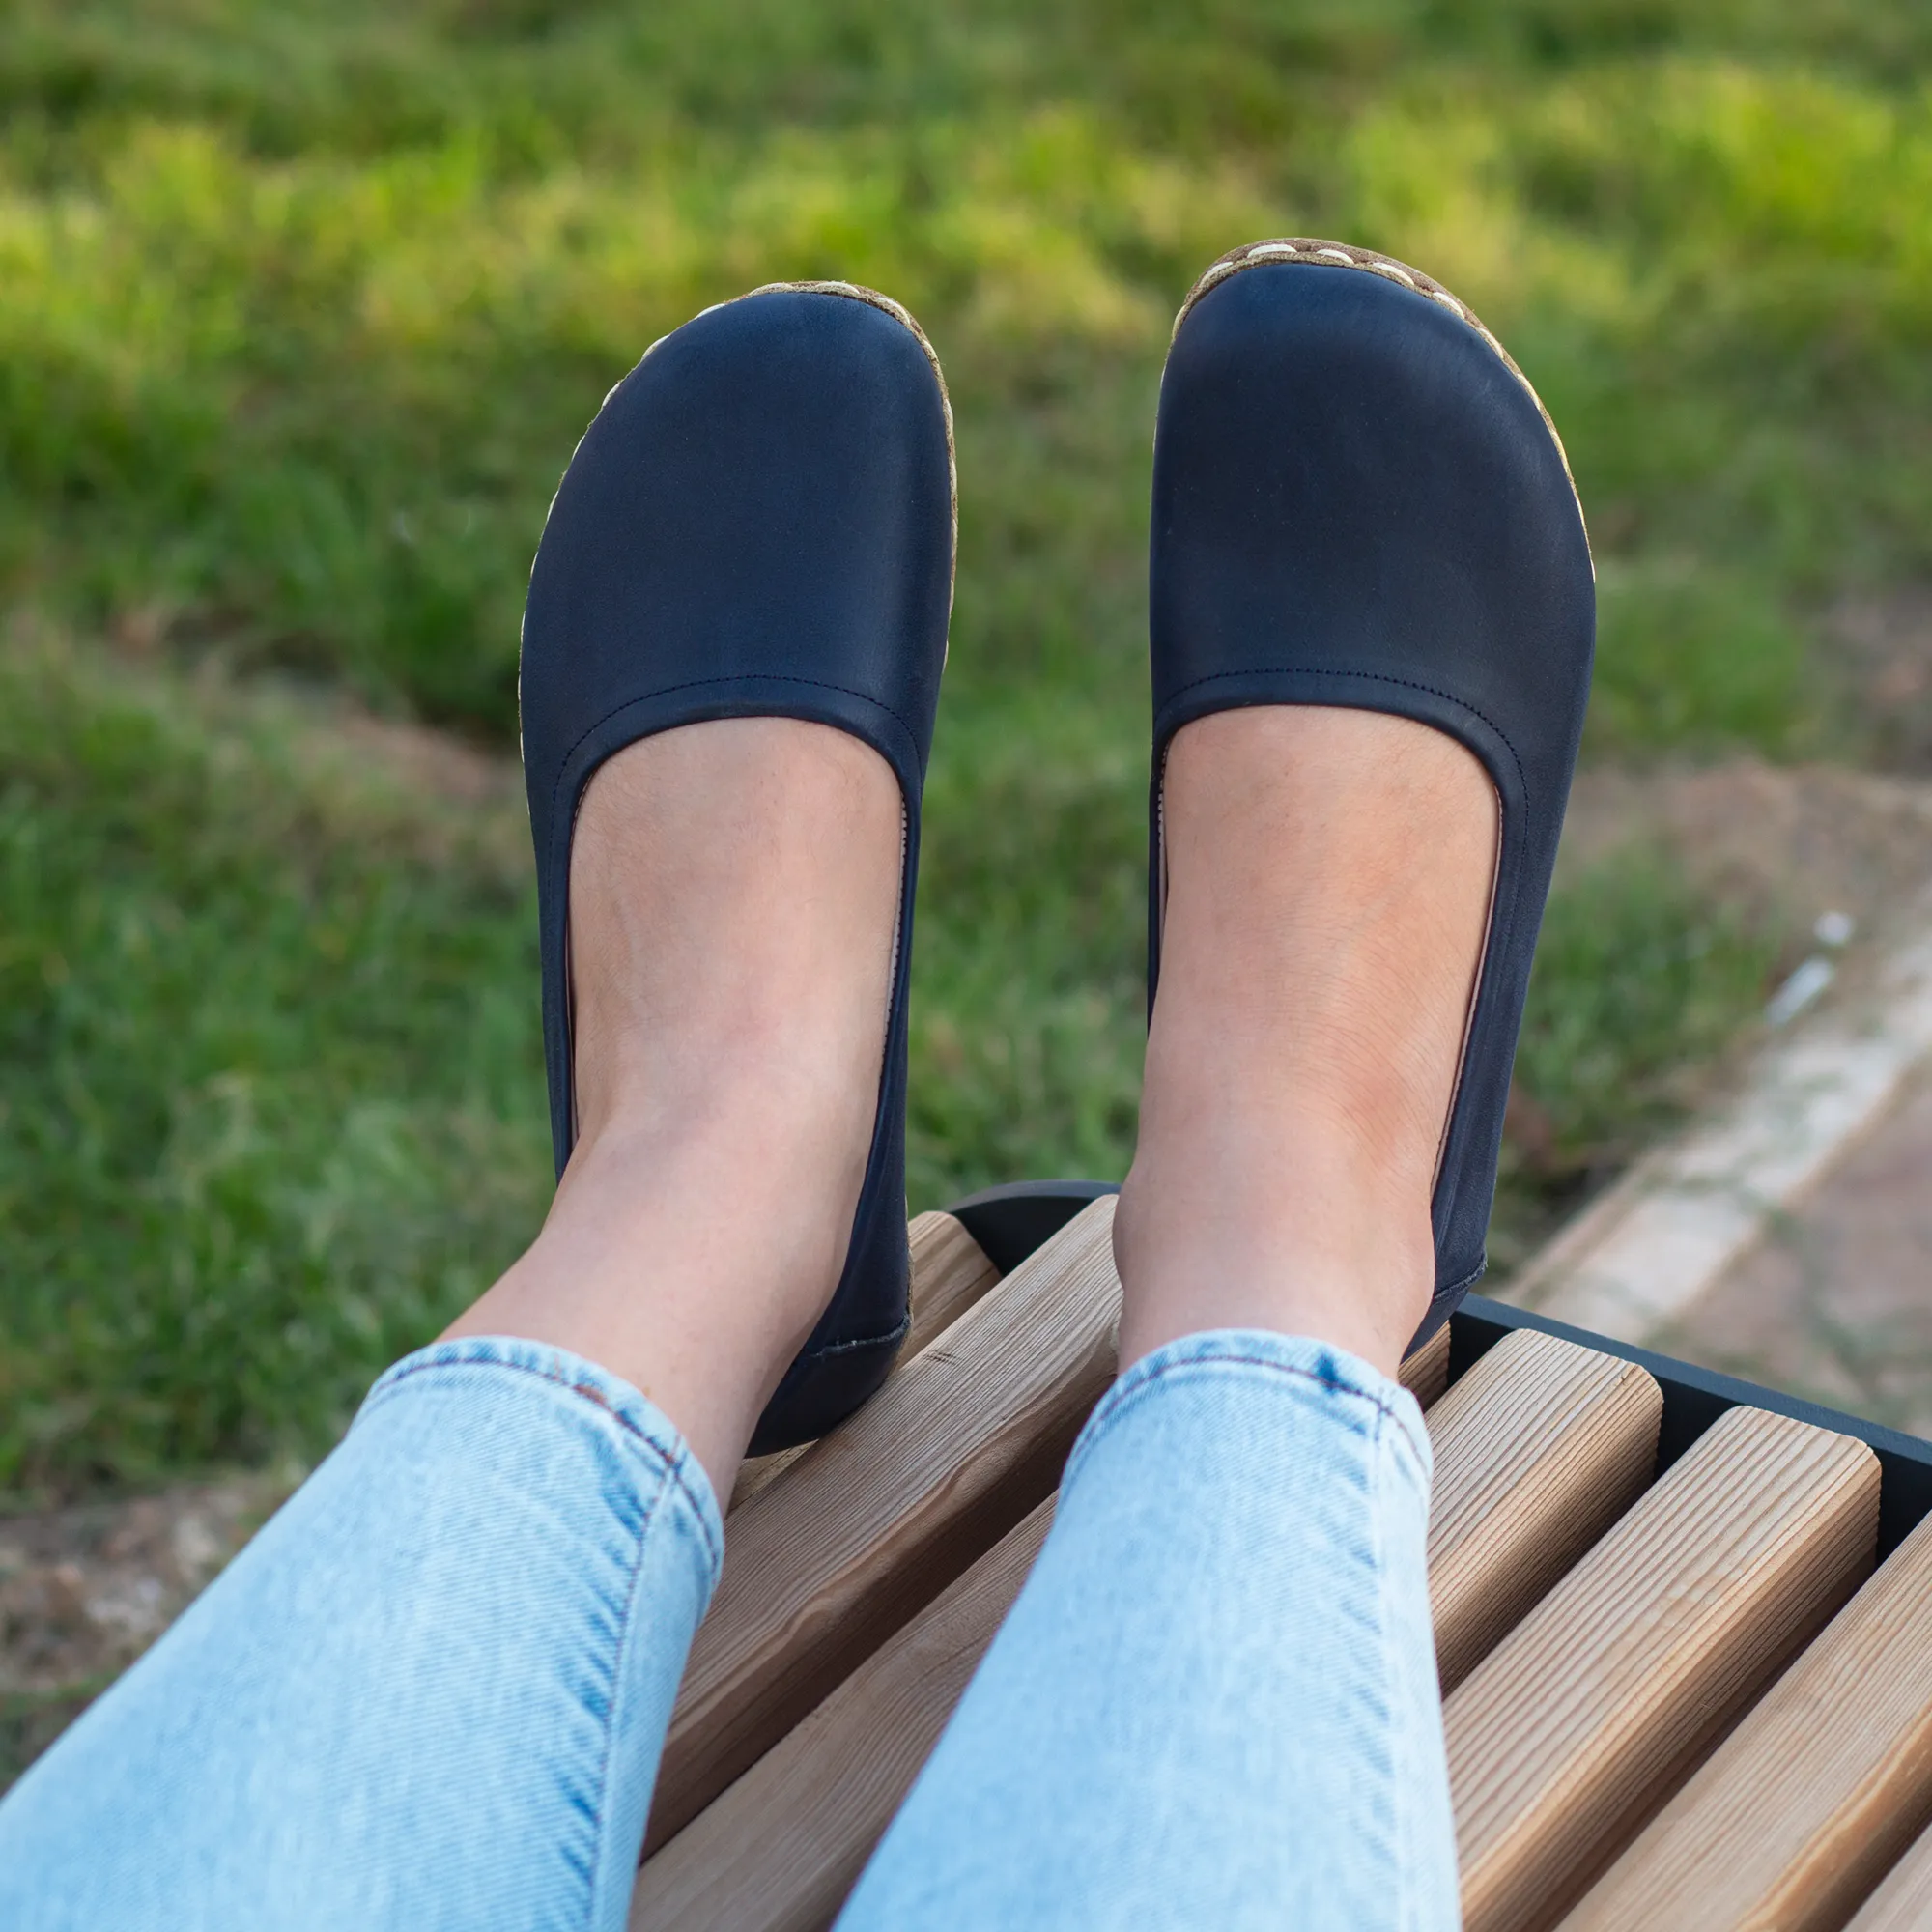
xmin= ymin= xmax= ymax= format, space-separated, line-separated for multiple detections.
xmin=1150 ymin=240 xmax=1596 ymax=1350
xmin=519 ymin=282 xmax=954 ymax=1454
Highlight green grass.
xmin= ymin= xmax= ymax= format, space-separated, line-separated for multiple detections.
xmin=0 ymin=633 xmax=550 ymax=1494
xmin=1495 ymin=848 xmax=1783 ymax=1268
xmin=4 ymin=0 xmax=1920 ymax=1493
xmin=8 ymin=1 xmax=1932 ymax=744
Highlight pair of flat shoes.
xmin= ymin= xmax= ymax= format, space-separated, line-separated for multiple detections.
xmin=519 ymin=247 xmax=1595 ymax=1455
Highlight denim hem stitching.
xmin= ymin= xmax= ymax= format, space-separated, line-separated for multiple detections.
xmin=1065 ymin=1349 xmax=1429 ymax=1493
xmin=369 ymin=1354 xmax=722 ymax=1574
xmin=1366 ymin=1401 xmax=1406 ymax=1926
xmin=583 ymin=1479 xmax=665 ymax=1923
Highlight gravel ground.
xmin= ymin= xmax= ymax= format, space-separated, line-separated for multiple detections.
xmin=1 ymin=1475 xmax=290 ymax=1789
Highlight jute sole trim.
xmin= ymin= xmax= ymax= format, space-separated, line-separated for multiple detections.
xmin=1175 ymin=238 xmax=1588 ymax=552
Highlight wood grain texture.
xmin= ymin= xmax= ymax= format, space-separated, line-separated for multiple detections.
xmin=633 ymin=1501 xmax=1054 ymax=1932
xmin=901 ymin=1209 xmax=1004 ymax=1362
xmin=1404 ymin=1321 xmax=1453 ymax=1407
xmin=1447 ymin=1405 xmax=1881 ymax=1932
xmin=643 ymin=1196 xmax=1120 ymax=1852
xmin=1846 ymin=1816 xmax=1932 ymax=1932
xmin=1561 ymin=1508 xmax=1932 ymax=1932
xmin=646 ymin=1305 xmax=1451 ymax=1919
xmin=725 ymin=1440 xmax=808 ymax=1516
xmin=730 ymin=1218 xmax=1425 ymax=1514
xmin=728 ymin=1212 xmax=1003 ymax=1514
xmin=1428 ymin=1330 xmax=1662 ymax=1693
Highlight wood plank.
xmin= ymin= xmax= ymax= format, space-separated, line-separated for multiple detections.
xmin=1847 ymin=1816 xmax=1932 ymax=1932
xmin=1405 ymin=1321 xmax=1453 ymax=1407
xmin=900 ymin=1209 xmax=1005 ymax=1362
xmin=1560 ymin=1507 xmax=1932 ymax=1932
xmin=643 ymin=1195 xmax=1121 ymax=1852
xmin=638 ymin=1313 xmax=1455 ymax=1926
xmin=634 ymin=1501 xmax=1054 ymax=1932
xmin=1428 ymin=1330 xmax=1662 ymax=1694
xmin=731 ymin=1220 xmax=1435 ymax=1515
xmin=726 ymin=1442 xmax=808 ymax=1517
xmin=728 ymin=1211 xmax=1002 ymax=1514
xmin=1447 ymin=1405 xmax=1880 ymax=1932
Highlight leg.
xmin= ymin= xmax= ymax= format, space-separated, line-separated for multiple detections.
xmin=0 ymin=718 xmax=901 ymax=1931
xmin=839 ymin=708 xmax=1492 ymax=1930
xmin=447 ymin=717 xmax=902 ymax=1499
xmin=1118 ymin=708 xmax=1496 ymax=1378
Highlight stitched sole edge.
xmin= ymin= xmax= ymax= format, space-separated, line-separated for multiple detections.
xmin=1174 ymin=238 xmax=1588 ymax=554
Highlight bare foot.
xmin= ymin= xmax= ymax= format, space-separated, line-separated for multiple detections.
xmin=1113 ymin=707 xmax=1496 ymax=1381
xmin=445 ymin=717 xmax=902 ymax=1499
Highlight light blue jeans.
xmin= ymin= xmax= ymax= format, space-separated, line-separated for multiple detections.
xmin=0 ymin=1330 xmax=1458 ymax=1930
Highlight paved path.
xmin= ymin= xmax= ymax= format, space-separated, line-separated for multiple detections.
xmin=1500 ymin=769 xmax=1932 ymax=1434
xmin=1661 ymin=1064 xmax=1932 ymax=1436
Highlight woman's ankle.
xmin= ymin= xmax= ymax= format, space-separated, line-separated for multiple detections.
xmin=450 ymin=1087 xmax=868 ymax=1492
xmin=445 ymin=718 xmax=902 ymax=1498
xmin=1114 ymin=1127 xmax=1436 ymax=1379
xmin=1115 ymin=706 xmax=1493 ymax=1380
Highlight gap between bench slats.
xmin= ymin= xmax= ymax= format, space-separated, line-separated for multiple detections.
xmin=1449 ymin=1406 xmax=1881 ymax=1932
xmin=1428 ymin=1329 xmax=1662 ymax=1694
xmin=633 ymin=1500 xmax=1055 ymax=1932
xmin=1848 ymin=1810 xmax=1932 ymax=1932
xmin=1560 ymin=1505 xmax=1932 ymax=1932
xmin=728 ymin=1211 xmax=1003 ymax=1515
xmin=635 ymin=1311 xmax=1645 ymax=1929
xmin=643 ymin=1196 xmax=1122 ymax=1853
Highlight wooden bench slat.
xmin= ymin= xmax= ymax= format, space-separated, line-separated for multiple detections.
xmin=1428 ymin=1330 xmax=1662 ymax=1694
xmin=728 ymin=1212 xmax=1002 ymax=1515
xmin=732 ymin=1218 xmax=1440 ymax=1519
xmin=1446 ymin=1406 xmax=1881 ymax=1932
xmin=643 ymin=1196 xmax=1121 ymax=1852
xmin=1405 ymin=1321 xmax=1453 ymax=1407
xmin=634 ymin=1321 xmax=1564 ymax=1924
xmin=900 ymin=1208 xmax=1005 ymax=1362
xmin=1847 ymin=1815 xmax=1932 ymax=1932
xmin=1559 ymin=1507 xmax=1932 ymax=1932
xmin=634 ymin=1501 xmax=1054 ymax=1932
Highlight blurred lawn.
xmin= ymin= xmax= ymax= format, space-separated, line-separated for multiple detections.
xmin=5 ymin=0 xmax=1925 ymax=1493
